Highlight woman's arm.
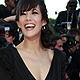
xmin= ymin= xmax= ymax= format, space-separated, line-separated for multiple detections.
xmin=4 ymin=15 xmax=16 ymax=22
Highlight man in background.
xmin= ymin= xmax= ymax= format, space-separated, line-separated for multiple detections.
xmin=77 ymin=0 xmax=80 ymax=29
xmin=54 ymin=0 xmax=78 ymax=32
xmin=0 ymin=22 xmax=16 ymax=48
xmin=51 ymin=35 xmax=64 ymax=51
xmin=65 ymin=28 xmax=80 ymax=80
xmin=0 ymin=0 xmax=16 ymax=18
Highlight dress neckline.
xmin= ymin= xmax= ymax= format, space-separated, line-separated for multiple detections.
xmin=13 ymin=47 xmax=55 ymax=80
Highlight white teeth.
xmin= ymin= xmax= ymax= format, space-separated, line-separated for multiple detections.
xmin=25 ymin=24 xmax=35 ymax=28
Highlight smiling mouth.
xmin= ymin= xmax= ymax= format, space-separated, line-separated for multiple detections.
xmin=25 ymin=24 xmax=35 ymax=29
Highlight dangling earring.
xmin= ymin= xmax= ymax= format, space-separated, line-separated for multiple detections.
xmin=42 ymin=26 xmax=46 ymax=30
xmin=17 ymin=27 xmax=22 ymax=32
xmin=17 ymin=27 xmax=20 ymax=32
xmin=43 ymin=26 xmax=46 ymax=29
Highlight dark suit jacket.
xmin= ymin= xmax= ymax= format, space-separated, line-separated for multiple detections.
xmin=76 ymin=9 xmax=80 ymax=29
xmin=66 ymin=47 xmax=80 ymax=80
xmin=54 ymin=10 xmax=78 ymax=30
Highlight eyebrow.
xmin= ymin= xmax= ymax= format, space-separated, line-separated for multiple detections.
xmin=32 ymin=8 xmax=39 ymax=12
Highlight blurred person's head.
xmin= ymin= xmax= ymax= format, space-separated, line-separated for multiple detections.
xmin=66 ymin=1 xmax=71 ymax=11
xmin=5 ymin=30 xmax=15 ymax=45
xmin=67 ymin=28 xmax=80 ymax=41
xmin=61 ymin=34 xmax=68 ymax=43
xmin=5 ymin=0 xmax=16 ymax=11
xmin=66 ymin=0 xmax=77 ymax=11
xmin=52 ymin=35 xmax=63 ymax=51
xmin=4 ymin=23 xmax=16 ymax=45
xmin=0 ymin=22 xmax=16 ymax=47
xmin=67 ymin=28 xmax=80 ymax=53
xmin=54 ymin=39 xmax=63 ymax=51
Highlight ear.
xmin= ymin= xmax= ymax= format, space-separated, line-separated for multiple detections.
xmin=42 ymin=20 xmax=47 ymax=26
xmin=16 ymin=21 xmax=21 ymax=28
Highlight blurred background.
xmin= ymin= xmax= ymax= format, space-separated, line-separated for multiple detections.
xmin=0 ymin=0 xmax=80 ymax=28
xmin=0 ymin=0 xmax=79 ymax=19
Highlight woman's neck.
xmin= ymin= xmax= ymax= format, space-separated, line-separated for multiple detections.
xmin=17 ymin=37 xmax=45 ymax=53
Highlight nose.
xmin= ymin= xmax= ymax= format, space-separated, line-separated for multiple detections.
xmin=60 ymin=47 xmax=63 ymax=51
xmin=25 ymin=13 xmax=32 ymax=21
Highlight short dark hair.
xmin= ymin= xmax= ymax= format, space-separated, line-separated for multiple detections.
xmin=4 ymin=23 xmax=16 ymax=37
xmin=67 ymin=28 xmax=80 ymax=36
xmin=67 ymin=28 xmax=80 ymax=40
xmin=52 ymin=35 xmax=62 ymax=47
xmin=16 ymin=0 xmax=49 ymax=24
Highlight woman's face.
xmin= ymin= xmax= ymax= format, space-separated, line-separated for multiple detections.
xmin=17 ymin=5 xmax=46 ymax=39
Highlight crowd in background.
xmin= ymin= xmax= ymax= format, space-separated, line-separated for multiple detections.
xmin=54 ymin=0 xmax=80 ymax=80
xmin=0 ymin=0 xmax=80 ymax=80
xmin=0 ymin=0 xmax=22 ymax=47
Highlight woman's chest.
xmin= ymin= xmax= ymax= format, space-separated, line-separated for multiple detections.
xmin=21 ymin=55 xmax=52 ymax=80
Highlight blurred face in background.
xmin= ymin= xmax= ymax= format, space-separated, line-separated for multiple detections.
xmin=68 ymin=34 xmax=80 ymax=54
xmin=6 ymin=0 xmax=15 ymax=8
xmin=5 ymin=31 xmax=15 ymax=44
xmin=54 ymin=39 xmax=63 ymax=51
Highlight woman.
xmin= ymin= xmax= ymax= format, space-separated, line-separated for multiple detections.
xmin=0 ymin=0 xmax=66 ymax=80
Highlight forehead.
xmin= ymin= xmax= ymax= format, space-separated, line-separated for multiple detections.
xmin=57 ymin=39 xmax=63 ymax=44
xmin=23 ymin=5 xmax=40 ymax=12
xmin=18 ymin=0 xmax=40 ymax=12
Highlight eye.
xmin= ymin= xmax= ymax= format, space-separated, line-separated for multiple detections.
xmin=20 ymin=12 xmax=26 ymax=15
xmin=32 ymin=12 xmax=38 ymax=14
xmin=59 ymin=45 xmax=63 ymax=48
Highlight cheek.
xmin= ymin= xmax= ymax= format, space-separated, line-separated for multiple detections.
xmin=34 ymin=14 xmax=42 ymax=23
xmin=18 ymin=18 xmax=24 ymax=27
xmin=75 ymin=36 xmax=79 ymax=41
xmin=55 ymin=45 xmax=58 ymax=48
xmin=35 ymin=18 xmax=43 ymax=29
xmin=6 ymin=38 xmax=11 ymax=42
